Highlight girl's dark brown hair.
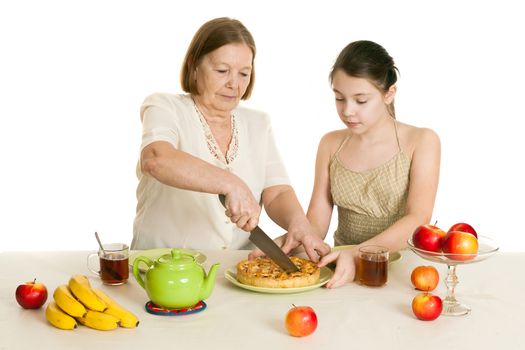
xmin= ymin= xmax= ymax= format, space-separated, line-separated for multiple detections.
xmin=181 ymin=17 xmax=256 ymax=100
xmin=330 ymin=40 xmax=399 ymax=118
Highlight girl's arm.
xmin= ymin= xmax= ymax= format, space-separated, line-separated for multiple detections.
xmin=306 ymin=133 xmax=339 ymax=238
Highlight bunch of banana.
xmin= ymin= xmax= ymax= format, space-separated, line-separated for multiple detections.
xmin=45 ymin=274 xmax=139 ymax=331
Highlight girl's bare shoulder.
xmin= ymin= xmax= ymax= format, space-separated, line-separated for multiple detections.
xmin=319 ymin=129 xmax=349 ymax=149
xmin=397 ymin=122 xmax=440 ymax=153
xmin=315 ymin=129 xmax=349 ymax=162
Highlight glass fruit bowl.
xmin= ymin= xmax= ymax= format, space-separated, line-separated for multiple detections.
xmin=407 ymin=235 xmax=499 ymax=316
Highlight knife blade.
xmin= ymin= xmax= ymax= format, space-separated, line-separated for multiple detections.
xmin=218 ymin=194 xmax=299 ymax=273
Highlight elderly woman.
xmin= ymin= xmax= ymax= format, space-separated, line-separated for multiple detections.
xmin=131 ymin=17 xmax=329 ymax=261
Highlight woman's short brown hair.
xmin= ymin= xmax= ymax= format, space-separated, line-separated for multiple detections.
xmin=180 ymin=17 xmax=256 ymax=100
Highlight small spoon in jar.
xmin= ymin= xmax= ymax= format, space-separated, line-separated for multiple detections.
xmin=94 ymin=231 xmax=107 ymax=255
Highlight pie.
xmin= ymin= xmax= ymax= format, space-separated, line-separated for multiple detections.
xmin=236 ymin=256 xmax=320 ymax=288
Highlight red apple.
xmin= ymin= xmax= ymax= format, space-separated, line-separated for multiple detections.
xmin=442 ymin=231 xmax=478 ymax=261
xmin=412 ymin=293 xmax=442 ymax=321
xmin=411 ymin=266 xmax=439 ymax=292
xmin=412 ymin=224 xmax=447 ymax=252
xmin=448 ymin=222 xmax=477 ymax=238
xmin=285 ymin=305 xmax=317 ymax=337
xmin=15 ymin=279 xmax=48 ymax=309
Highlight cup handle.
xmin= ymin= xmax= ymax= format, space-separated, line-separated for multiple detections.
xmin=132 ymin=256 xmax=153 ymax=290
xmin=87 ymin=253 xmax=100 ymax=276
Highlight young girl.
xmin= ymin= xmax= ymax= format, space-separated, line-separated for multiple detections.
xmin=311 ymin=41 xmax=441 ymax=288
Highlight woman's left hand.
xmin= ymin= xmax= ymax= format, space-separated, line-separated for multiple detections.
xmin=280 ymin=224 xmax=331 ymax=262
xmin=248 ymin=223 xmax=330 ymax=263
xmin=318 ymin=248 xmax=357 ymax=288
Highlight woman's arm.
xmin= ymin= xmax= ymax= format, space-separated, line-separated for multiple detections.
xmin=141 ymin=140 xmax=261 ymax=231
xmin=142 ymin=141 xmax=235 ymax=192
xmin=320 ymin=128 xmax=441 ymax=288
xmin=248 ymin=132 xmax=342 ymax=261
xmin=259 ymin=184 xmax=331 ymax=262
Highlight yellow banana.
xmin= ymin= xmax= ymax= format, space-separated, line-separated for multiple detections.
xmin=93 ymin=288 xmax=139 ymax=328
xmin=53 ymin=285 xmax=87 ymax=317
xmin=76 ymin=310 xmax=120 ymax=331
xmin=68 ymin=274 xmax=107 ymax=312
xmin=45 ymin=301 xmax=77 ymax=330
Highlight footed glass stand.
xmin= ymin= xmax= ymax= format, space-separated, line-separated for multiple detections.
xmin=408 ymin=235 xmax=498 ymax=316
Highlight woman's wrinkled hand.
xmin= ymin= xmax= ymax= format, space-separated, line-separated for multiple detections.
xmin=248 ymin=224 xmax=331 ymax=263
xmin=222 ymin=189 xmax=261 ymax=232
xmin=280 ymin=226 xmax=331 ymax=263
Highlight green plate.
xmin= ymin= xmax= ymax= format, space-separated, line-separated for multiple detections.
xmin=224 ymin=266 xmax=333 ymax=294
xmin=129 ymin=248 xmax=207 ymax=273
xmin=332 ymin=245 xmax=402 ymax=263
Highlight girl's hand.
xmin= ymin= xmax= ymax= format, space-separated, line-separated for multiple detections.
xmin=318 ymin=248 xmax=357 ymax=288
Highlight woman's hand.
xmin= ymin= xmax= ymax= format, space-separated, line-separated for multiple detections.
xmin=279 ymin=222 xmax=331 ymax=262
xmin=318 ymin=248 xmax=357 ymax=288
xmin=248 ymin=223 xmax=331 ymax=263
xmin=247 ymin=185 xmax=330 ymax=262
xmin=223 ymin=187 xmax=261 ymax=232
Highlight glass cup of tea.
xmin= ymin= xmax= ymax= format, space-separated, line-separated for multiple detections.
xmin=87 ymin=243 xmax=129 ymax=285
xmin=356 ymin=245 xmax=389 ymax=287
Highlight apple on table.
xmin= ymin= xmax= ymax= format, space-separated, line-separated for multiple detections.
xmin=412 ymin=293 xmax=442 ymax=321
xmin=411 ymin=266 xmax=439 ymax=292
xmin=285 ymin=305 xmax=317 ymax=337
xmin=15 ymin=279 xmax=48 ymax=309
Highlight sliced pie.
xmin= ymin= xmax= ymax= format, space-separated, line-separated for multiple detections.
xmin=236 ymin=256 xmax=320 ymax=288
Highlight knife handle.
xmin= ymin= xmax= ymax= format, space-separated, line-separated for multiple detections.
xmin=218 ymin=194 xmax=226 ymax=207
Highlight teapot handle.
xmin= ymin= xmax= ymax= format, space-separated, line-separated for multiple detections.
xmin=132 ymin=256 xmax=153 ymax=289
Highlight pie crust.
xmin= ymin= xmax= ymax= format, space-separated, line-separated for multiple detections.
xmin=236 ymin=256 xmax=320 ymax=288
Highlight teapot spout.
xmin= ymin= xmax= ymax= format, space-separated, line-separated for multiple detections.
xmin=200 ymin=263 xmax=220 ymax=301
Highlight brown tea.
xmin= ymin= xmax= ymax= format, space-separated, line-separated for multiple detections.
xmin=100 ymin=253 xmax=129 ymax=285
xmin=357 ymin=254 xmax=388 ymax=287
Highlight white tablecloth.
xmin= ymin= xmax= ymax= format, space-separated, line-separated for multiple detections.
xmin=0 ymin=249 xmax=522 ymax=349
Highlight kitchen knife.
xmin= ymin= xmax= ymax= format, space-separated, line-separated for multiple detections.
xmin=218 ymin=194 xmax=299 ymax=273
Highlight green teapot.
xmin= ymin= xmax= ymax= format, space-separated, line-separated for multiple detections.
xmin=132 ymin=248 xmax=220 ymax=309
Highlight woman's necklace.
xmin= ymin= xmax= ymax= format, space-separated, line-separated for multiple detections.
xmin=192 ymin=99 xmax=238 ymax=165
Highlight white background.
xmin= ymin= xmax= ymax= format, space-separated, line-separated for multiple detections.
xmin=1 ymin=0 xmax=523 ymax=252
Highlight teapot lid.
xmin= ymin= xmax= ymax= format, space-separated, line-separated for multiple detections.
xmin=157 ymin=248 xmax=196 ymax=267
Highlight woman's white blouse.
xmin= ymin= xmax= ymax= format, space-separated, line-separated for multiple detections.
xmin=131 ymin=93 xmax=290 ymax=250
